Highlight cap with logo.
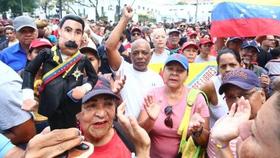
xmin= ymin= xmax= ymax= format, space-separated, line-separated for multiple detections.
xmin=82 ymin=77 xmax=120 ymax=104
xmin=219 ymin=68 xmax=261 ymax=94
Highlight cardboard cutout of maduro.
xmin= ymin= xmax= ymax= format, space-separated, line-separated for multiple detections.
xmin=22 ymin=15 xmax=98 ymax=130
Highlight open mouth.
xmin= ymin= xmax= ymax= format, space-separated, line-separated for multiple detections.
xmin=92 ymin=121 xmax=108 ymax=128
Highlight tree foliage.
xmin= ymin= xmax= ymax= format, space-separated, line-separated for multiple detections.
xmin=70 ymin=0 xmax=100 ymax=20
xmin=0 ymin=0 xmax=37 ymax=17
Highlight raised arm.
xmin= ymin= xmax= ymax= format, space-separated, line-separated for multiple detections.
xmin=105 ymin=6 xmax=133 ymax=71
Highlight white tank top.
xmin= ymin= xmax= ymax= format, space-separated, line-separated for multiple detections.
xmin=209 ymin=75 xmax=228 ymax=128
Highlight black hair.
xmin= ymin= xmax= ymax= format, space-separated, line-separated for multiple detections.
xmin=4 ymin=26 xmax=15 ymax=32
xmin=59 ymin=14 xmax=85 ymax=31
xmin=217 ymin=48 xmax=242 ymax=65
xmin=270 ymin=47 xmax=280 ymax=59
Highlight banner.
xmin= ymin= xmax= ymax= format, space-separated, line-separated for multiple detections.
xmin=211 ymin=0 xmax=280 ymax=37
xmin=148 ymin=62 xmax=217 ymax=88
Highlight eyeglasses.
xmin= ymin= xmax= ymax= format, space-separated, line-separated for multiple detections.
xmin=164 ymin=105 xmax=173 ymax=128
xmin=132 ymin=32 xmax=141 ymax=36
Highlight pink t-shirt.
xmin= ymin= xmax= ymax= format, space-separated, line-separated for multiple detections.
xmin=143 ymin=86 xmax=210 ymax=158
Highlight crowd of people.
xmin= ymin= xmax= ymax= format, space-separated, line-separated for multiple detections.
xmin=1 ymin=5 xmax=280 ymax=158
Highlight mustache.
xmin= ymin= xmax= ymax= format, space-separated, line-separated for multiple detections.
xmin=65 ymin=40 xmax=78 ymax=49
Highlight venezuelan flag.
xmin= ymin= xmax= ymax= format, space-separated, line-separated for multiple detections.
xmin=210 ymin=0 xmax=280 ymax=37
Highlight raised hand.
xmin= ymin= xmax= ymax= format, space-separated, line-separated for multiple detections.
xmin=259 ymin=74 xmax=270 ymax=88
xmin=211 ymin=97 xmax=251 ymax=143
xmin=110 ymin=71 xmax=126 ymax=94
xmin=188 ymin=113 xmax=205 ymax=134
xmin=117 ymin=102 xmax=150 ymax=157
xmin=143 ymin=95 xmax=161 ymax=121
xmin=122 ymin=6 xmax=134 ymax=20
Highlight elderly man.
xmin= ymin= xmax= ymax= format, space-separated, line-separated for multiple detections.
xmin=207 ymin=68 xmax=266 ymax=158
xmin=166 ymin=28 xmax=181 ymax=55
xmin=105 ymin=6 xmax=164 ymax=118
xmin=210 ymin=71 xmax=280 ymax=158
xmin=0 ymin=16 xmax=38 ymax=72
xmin=240 ymin=40 xmax=270 ymax=95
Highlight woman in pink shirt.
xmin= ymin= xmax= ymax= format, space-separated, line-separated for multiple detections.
xmin=138 ymin=54 xmax=210 ymax=158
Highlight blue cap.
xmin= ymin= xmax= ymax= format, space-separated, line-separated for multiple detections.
xmin=241 ymin=40 xmax=260 ymax=53
xmin=82 ymin=77 xmax=119 ymax=104
xmin=164 ymin=54 xmax=189 ymax=70
xmin=219 ymin=68 xmax=261 ymax=94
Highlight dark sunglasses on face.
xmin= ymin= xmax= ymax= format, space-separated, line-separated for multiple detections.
xmin=132 ymin=32 xmax=141 ymax=36
xmin=164 ymin=105 xmax=173 ymax=128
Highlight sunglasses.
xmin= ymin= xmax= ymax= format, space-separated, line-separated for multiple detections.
xmin=164 ymin=105 xmax=173 ymax=128
xmin=132 ymin=32 xmax=141 ymax=36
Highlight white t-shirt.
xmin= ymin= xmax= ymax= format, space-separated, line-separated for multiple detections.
xmin=194 ymin=54 xmax=216 ymax=63
xmin=8 ymin=40 xmax=18 ymax=47
xmin=149 ymin=49 xmax=169 ymax=64
xmin=114 ymin=59 xmax=164 ymax=118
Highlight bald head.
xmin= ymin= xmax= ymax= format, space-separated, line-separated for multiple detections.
xmin=131 ymin=38 xmax=151 ymax=52
xmin=130 ymin=38 xmax=152 ymax=72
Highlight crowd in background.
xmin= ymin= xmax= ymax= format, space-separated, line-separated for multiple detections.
xmin=1 ymin=5 xmax=280 ymax=158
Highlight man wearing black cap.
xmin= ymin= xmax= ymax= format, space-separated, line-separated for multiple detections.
xmin=240 ymin=40 xmax=270 ymax=94
xmin=22 ymin=14 xmax=98 ymax=135
xmin=225 ymin=37 xmax=243 ymax=54
xmin=0 ymin=16 xmax=38 ymax=72
xmin=207 ymin=68 xmax=266 ymax=157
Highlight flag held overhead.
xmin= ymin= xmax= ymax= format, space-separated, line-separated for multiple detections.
xmin=211 ymin=0 xmax=280 ymax=37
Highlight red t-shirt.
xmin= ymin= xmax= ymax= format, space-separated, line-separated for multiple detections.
xmin=89 ymin=130 xmax=131 ymax=158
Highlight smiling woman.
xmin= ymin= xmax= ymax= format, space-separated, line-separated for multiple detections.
xmin=77 ymin=77 xmax=132 ymax=158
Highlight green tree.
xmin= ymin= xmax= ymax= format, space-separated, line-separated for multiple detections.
xmin=38 ymin=0 xmax=56 ymax=18
xmin=0 ymin=0 xmax=37 ymax=17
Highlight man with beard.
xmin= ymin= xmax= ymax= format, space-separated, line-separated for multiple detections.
xmin=0 ymin=16 xmax=38 ymax=72
xmin=21 ymin=15 xmax=98 ymax=138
